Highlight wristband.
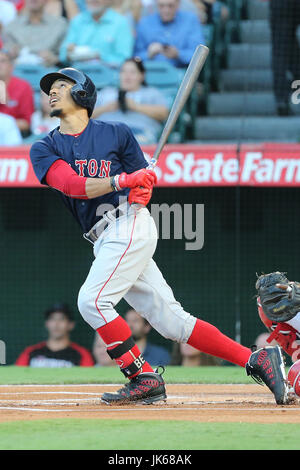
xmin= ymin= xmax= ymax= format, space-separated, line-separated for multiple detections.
xmin=110 ymin=175 xmax=122 ymax=192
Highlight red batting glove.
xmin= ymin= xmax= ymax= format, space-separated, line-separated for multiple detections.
xmin=114 ymin=169 xmax=157 ymax=190
xmin=128 ymin=187 xmax=153 ymax=206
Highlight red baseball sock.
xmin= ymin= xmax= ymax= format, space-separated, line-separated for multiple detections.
xmin=187 ymin=318 xmax=251 ymax=367
xmin=97 ymin=315 xmax=154 ymax=378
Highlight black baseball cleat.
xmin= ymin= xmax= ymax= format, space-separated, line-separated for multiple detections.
xmin=245 ymin=346 xmax=290 ymax=405
xmin=101 ymin=367 xmax=167 ymax=405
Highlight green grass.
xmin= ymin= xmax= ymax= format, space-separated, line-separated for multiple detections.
xmin=0 ymin=419 xmax=299 ymax=450
xmin=0 ymin=365 xmax=251 ymax=385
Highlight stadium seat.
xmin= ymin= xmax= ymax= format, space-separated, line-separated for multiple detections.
xmin=143 ymin=61 xmax=190 ymax=142
xmin=142 ymin=61 xmax=184 ymax=87
xmin=14 ymin=65 xmax=55 ymax=91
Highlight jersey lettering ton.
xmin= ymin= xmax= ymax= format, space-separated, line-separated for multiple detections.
xmin=30 ymin=120 xmax=148 ymax=232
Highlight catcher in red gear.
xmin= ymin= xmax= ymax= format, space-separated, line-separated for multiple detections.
xmin=256 ymin=272 xmax=300 ymax=363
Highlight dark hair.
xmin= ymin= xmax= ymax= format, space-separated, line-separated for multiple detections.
xmin=122 ymin=57 xmax=147 ymax=86
xmin=44 ymin=302 xmax=74 ymax=321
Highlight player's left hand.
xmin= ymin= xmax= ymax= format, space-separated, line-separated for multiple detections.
xmin=118 ymin=168 xmax=157 ymax=190
xmin=128 ymin=186 xmax=153 ymax=206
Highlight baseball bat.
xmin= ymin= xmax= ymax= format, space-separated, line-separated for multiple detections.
xmin=147 ymin=44 xmax=209 ymax=170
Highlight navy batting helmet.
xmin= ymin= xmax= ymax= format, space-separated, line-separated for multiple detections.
xmin=40 ymin=67 xmax=97 ymax=117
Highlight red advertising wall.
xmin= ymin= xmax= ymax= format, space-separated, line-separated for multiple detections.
xmin=1 ymin=143 xmax=300 ymax=187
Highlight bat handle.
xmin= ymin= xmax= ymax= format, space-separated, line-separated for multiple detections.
xmin=147 ymin=158 xmax=157 ymax=170
xmin=131 ymin=158 xmax=157 ymax=210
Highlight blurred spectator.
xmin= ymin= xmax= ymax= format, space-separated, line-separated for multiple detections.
xmin=93 ymin=333 xmax=116 ymax=366
xmin=31 ymin=91 xmax=60 ymax=137
xmin=141 ymin=0 xmax=199 ymax=19
xmin=111 ymin=0 xmax=142 ymax=26
xmin=138 ymin=0 xmax=229 ymax=26
xmin=0 ymin=0 xmax=17 ymax=30
xmin=0 ymin=49 xmax=34 ymax=137
xmin=196 ymin=0 xmax=229 ymax=25
xmin=0 ymin=112 xmax=22 ymax=145
xmin=93 ymin=57 xmax=168 ymax=144
xmin=125 ymin=309 xmax=171 ymax=366
xmin=15 ymin=303 xmax=94 ymax=367
xmin=134 ymin=0 xmax=205 ymax=68
xmin=269 ymin=0 xmax=300 ymax=115
xmin=0 ymin=0 xmax=17 ymax=48
xmin=44 ymin=0 xmax=79 ymax=19
xmin=171 ymin=342 xmax=221 ymax=366
xmin=2 ymin=0 xmax=67 ymax=67
xmin=59 ymin=0 xmax=134 ymax=67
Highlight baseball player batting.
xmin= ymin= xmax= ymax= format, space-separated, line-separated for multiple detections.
xmin=30 ymin=67 xmax=290 ymax=405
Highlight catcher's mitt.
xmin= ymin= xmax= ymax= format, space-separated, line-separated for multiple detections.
xmin=255 ymin=271 xmax=300 ymax=322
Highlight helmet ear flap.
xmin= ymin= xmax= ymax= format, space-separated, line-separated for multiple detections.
xmin=71 ymin=82 xmax=84 ymax=96
xmin=62 ymin=73 xmax=96 ymax=117
xmin=70 ymin=83 xmax=87 ymax=105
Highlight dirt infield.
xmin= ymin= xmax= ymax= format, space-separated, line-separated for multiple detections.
xmin=0 ymin=383 xmax=300 ymax=424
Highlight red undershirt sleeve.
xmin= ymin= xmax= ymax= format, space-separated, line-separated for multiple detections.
xmin=45 ymin=159 xmax=88 ymax=199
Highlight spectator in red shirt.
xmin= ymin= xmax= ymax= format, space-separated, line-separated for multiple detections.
xmin=0 ymin=49 xmax=34 ymax=137
xmin=15 ymin=303 xmax=95 ymax=367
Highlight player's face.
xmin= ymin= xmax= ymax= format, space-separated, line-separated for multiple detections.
xmin=120 ymin=61 xmax=144 ymax=92
xmin=45 ymin=312 xmax=74 ymax=340
xmin=49 ymin=79 xmax=77 ymax=117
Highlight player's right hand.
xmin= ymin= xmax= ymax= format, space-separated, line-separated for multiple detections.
xmin=117 ymin=169 xmax=157 ymax=190
xmin=128 ymin=187 xmax=153 ymax=206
